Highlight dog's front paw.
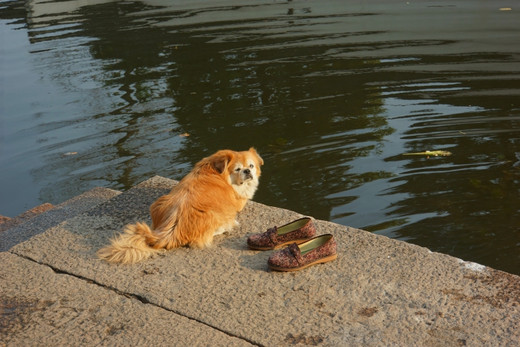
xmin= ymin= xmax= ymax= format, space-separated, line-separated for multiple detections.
xmin=213 ymin=227 xmax=227 ymax=236
xmin=213 ymin=219 xmax=239 ymax=236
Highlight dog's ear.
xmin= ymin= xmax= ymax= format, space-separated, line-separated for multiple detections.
xmin=249 ymin=147 xmax=264 ymax=166
xmin=210 ymin=150 xmax=234 ymax=174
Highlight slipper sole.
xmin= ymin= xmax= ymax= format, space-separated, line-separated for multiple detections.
xmin=268 ymin=253 xmax=337 ymax=272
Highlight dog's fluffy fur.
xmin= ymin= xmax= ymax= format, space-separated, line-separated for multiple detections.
xmin=97 ymin=148 xmax=263 ymax=264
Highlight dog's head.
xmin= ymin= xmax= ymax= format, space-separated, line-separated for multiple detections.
xmin=208 ymin=147 xmax=263 ymax=199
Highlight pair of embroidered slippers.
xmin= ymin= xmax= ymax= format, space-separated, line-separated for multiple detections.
xmin=247 ymin=217 xmax=337 ymax=272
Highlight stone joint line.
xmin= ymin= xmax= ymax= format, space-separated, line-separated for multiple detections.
xmin=9 ymin=250 xmax=263 ymax=347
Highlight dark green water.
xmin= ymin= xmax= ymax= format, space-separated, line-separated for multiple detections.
xmin=1 ymin=0 xmax=519 ymax=274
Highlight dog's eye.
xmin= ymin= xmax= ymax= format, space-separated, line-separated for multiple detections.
xmin=235 ymin=168 xmax=241 ymax=172
xmin=249 ymin=164 xmax=254 ymax=169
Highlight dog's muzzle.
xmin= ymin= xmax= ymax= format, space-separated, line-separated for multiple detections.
xmin=243 ymin=169 xmax=253 ymax=181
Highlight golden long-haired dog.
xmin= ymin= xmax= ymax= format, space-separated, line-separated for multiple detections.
xmin=98 ymin=148 xmax=263 ymax=264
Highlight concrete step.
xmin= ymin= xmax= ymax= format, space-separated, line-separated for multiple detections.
xmin=0 ymin=187 xmax=121 ymax=252
xmin=0 ymin=251 xmax=250 ymax=346
xmin=0 ymin=203 xmax=55 ymax=233
xmin=2 ymin=176 xmax=519 ymax=346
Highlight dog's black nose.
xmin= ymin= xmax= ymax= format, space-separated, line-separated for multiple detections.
xmin=243 ymin=169 xmax=251 ymax=175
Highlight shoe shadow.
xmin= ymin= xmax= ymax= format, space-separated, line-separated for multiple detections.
xmin=219 ymin=234 xmax=272 ymax=272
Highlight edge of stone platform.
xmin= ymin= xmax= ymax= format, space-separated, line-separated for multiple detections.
xmin=0 ymin=187 xmax=121 ymax=252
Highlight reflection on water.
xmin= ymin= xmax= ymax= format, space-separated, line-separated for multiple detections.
xmin=1 ymin=0 xmax=519 ymax=274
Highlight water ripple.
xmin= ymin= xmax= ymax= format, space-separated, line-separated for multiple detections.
xmin=1 ymin=0 xmax=519 ymax=274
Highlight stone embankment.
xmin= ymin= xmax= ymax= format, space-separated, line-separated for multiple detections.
xmin=1 ymin=176 xmax=519 ymax=346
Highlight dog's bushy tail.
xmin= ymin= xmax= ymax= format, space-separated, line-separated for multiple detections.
xmin=97 ymin=222 xmax=161 ymax=264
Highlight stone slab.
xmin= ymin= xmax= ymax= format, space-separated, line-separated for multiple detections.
xmin=5 ymin=176 xmax=520 ymax=346
xmin=0 ymin=203 xmax=55 ymax=233
xmin=0 ymin=187 xmax=121 ymax=252
xmin=0 ymin=252 xmax=251 ymax=346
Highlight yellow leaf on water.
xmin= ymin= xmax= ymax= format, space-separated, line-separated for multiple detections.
xmin=403 ymin=150 xmax=452 ymax=157
xmin=179 ymin=133 xmax=190 ymax=137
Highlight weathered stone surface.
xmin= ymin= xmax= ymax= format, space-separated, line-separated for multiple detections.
xmin=2 ymin=176 xmax=519 ymax=346
xmin=0 ymin=187 xmax=120 ymax=251
xmin=0 ymin=203 xmax=54 ymax=233
xmin=0 ymin=252 xmax=251 ymax=347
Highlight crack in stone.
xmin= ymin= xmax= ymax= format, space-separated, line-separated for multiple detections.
xmin=10 ymin=251 xmax=263 ymax=346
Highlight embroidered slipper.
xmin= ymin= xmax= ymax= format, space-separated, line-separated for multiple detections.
xmin=247 ymin=217 xmax=316 ymax=250
xmin=267 ymin=234 xmax=337 ymax=272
